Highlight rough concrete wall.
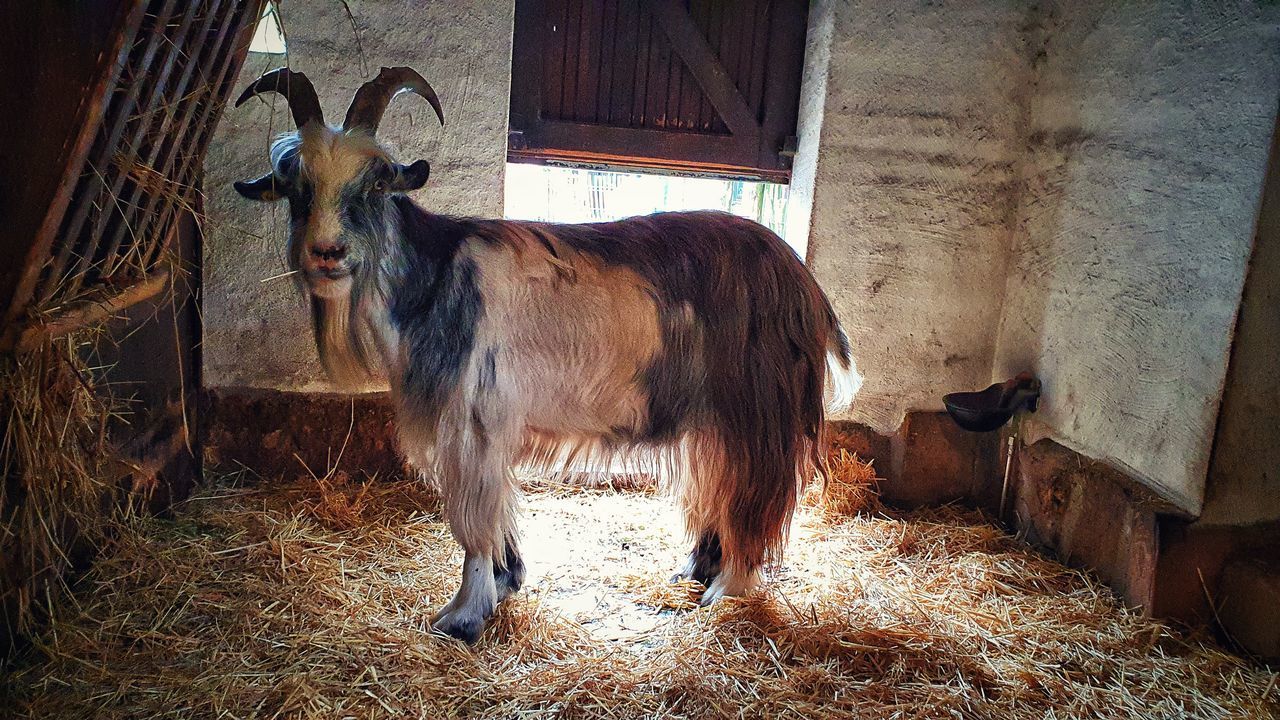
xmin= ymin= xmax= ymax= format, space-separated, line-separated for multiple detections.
xmin=203 ymin=0 xmax=514 ymax=391
xmin=805 ymin=1 xmax=1029 ymax=433
xmin=993 ymin=2 xmax=1280 ymax=513
xmin=1201 ymin=118 xmax=1280 ymax=527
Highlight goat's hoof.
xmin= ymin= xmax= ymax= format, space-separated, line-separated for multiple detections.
xmin=671 ymin=559 xmax=720 ymax=587
xmin=699 ymin=569 xmax=760 ymax=607
xmin=431 ymin=609 xmax=488 ymax=644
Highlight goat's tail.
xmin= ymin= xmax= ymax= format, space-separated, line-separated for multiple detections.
xmin=823 ymin=321 xmax=862 ymax=414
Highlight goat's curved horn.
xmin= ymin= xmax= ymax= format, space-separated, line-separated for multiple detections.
xmin=235 ymin=68 xmax=324 ymax=129
xmin=343 ymin=66 xmax=445 ymax=134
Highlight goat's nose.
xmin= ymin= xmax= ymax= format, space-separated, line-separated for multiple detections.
xmin=310 ymin=242 xmax=347 ymax=262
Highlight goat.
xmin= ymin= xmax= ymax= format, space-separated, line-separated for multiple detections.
xmin=233 ymin=67 xmax=861 ymax=643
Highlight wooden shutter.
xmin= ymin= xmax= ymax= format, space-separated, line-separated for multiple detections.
xmin=509 ymin=0 xmax=808 ymax=182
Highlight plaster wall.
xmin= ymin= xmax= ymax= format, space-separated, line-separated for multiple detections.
xmin=203 ymin=0 xmax=514 ymax=391
xmin=993 ymin=2 xmax=1280 ymax=513
xmin=804 ymin=0 xmax=1029 ymax=433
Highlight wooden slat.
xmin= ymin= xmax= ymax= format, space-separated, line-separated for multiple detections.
xmin=639 ymin=0 xmax=757 ymax=137
xmin=595 ymin=0 xmax=618 ymax=126
xmin=575 ymin=0 xmax=601 ymax=122
xmin=630 ymin=7 xmax=652 ymax=126
xmin=608 ymin=0 xmax=639 ymax=125
xmin=99 ymin=0 xmax=228 ymax=279
xmin=41 ymin=0 xmax=182 ymax=305
xmin=561 ymin=0 xmax=582 ymax=121
xmin=644 ymin=12 xmax=670 ymax=128
xmin=514 ymin=119 xmax=785 ymax=179
xmin=509 ymin=146 xmax=789 ymax=184
xmin=685 ymin=0 xmax=710 ymax=131
xmin=541 ymin=0 xmax=566 ymax=120
xmin=719 ymin=0 xmax=745 ymax=133
xmin=744 ymin=0 xmax=769 ymax=123
xmin=698 ymin=0 xmax=723 ymax=131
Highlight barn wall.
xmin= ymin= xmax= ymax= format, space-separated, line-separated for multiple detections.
xmin=804 ymin=0 xmax=1029 ymax=434
xmin=805 ymin=1 xmax=1277 ymax=514
xmin=203 ymin=0 xmax=515 ymax=391
xmin=992 ymin=2 xmax=1279 ymax=513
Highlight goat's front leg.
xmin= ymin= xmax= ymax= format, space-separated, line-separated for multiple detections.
xmin=429 ymin=407 xmax=518 ymax=644
xmin=431 ymin=550 xmax=498 ymax=643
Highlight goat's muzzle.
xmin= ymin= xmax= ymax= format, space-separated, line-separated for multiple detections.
xmin=299 ymin=241 xmax=355 ymax=298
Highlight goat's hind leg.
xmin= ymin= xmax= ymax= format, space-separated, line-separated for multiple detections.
xmin=493 ymin=534 xmax=525 ymax=602
xmin=672 ymin=530 xmax=722 ymax=586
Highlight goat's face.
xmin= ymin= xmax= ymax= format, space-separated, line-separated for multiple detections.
xmin=231 ymin=67 xmax=445 ymax=300
xmin=235 ymin=125 xmax=430 ymax=299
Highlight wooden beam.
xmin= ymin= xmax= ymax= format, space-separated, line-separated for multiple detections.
xmin=14 ymin=270 xmax=170 ymax=353
xmin=518 ymin=118 xmax=766 ymax=171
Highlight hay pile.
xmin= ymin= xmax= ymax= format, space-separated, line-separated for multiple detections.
xmin=0 ymin=335 xmax=133 ymax=648
xmin=4 ymin=462 xmax=1277 ymax=719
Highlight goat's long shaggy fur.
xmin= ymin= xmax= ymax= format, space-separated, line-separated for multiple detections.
xmin=239 ymin=107 xmax=860 ymax=640
xmin=388 ymin=204 xmax=857 ymax=578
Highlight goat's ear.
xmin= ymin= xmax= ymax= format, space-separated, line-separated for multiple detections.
xmin=233 ymin=173 xmax=284 ymax=202
xmin=389 ymin=159 xmax=430 ymax=192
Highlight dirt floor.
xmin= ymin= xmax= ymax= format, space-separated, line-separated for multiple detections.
xmin=4 ymin=472 xmax=1277 ymax=719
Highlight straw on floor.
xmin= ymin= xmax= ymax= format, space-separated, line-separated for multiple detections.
xmin=4 ymin=457 xmax=1276 ymax=719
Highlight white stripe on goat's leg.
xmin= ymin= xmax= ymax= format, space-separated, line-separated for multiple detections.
xmin=430 ymin=550 xmax=497 ymax=643
xmin=700 ymin=564 xmax=762 ymax=606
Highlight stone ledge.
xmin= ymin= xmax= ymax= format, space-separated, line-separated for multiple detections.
xmin=202 ymin=388 xmax=405 ymax=481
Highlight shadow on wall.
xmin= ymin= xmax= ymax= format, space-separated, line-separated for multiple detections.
xmin=992 ymin=0 xmax=1084 ymax=385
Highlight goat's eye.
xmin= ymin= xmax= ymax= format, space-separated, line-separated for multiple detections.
xmin=372 ymin=179 xmax=388 ymax=193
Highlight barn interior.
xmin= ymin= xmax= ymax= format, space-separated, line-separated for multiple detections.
xmin=1 ymin=1 xmax=1278 ymax=718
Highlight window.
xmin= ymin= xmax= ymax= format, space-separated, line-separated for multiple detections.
xmin=249 ymin=2 xmax=285 ymax=55
xmin=508 ymin=0 xmax=809 ymax=182
xmin=504 ymin=164 xmax=798 ymax=254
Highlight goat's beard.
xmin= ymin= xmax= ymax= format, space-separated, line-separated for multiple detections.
xmin=310 ymin=287 xmax=383 ymax=392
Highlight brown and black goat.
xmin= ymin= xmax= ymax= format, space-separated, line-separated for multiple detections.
xmin=233 ymin=67 xmax=861 ymax=643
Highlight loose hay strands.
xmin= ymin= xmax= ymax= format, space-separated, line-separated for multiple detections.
xmin=3 ymin=456 xmax=1277 ymax=719
xmin=805 ymin=448 xmax=880 ymax=521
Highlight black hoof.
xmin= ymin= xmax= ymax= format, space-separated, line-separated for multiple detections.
xmin=494 ymin=537 xmax=525 ymax=601
xmin=433 ymin=614 xmax=485 ymax=644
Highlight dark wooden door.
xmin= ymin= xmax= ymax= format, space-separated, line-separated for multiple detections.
xmin=509 ymin=0 xmax=809 ymax=182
